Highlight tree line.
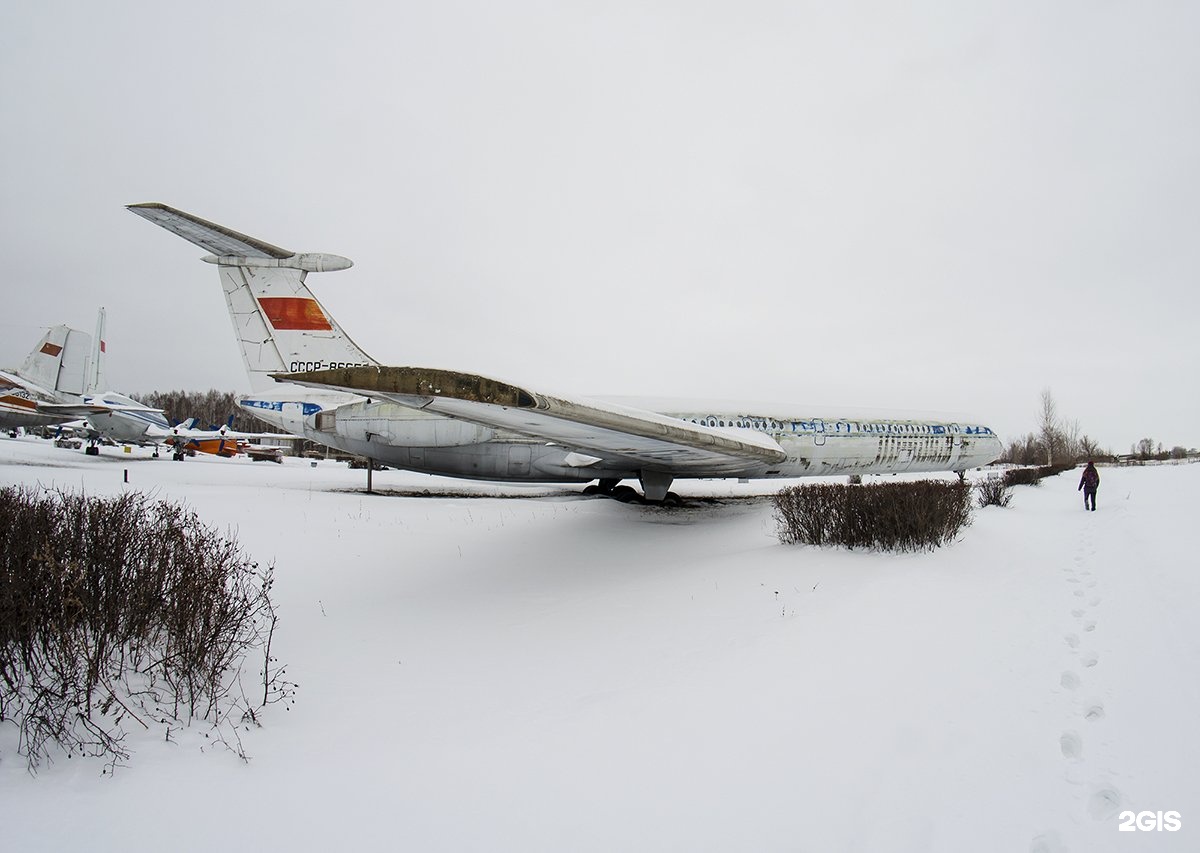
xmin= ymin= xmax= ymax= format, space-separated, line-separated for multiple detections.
xmin=135 ymin=389 xmax=288 ymax=434
xmin=1000 ymin=388 xmax=1197 ymax=466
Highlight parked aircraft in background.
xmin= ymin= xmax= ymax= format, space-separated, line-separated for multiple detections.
xmin=1 ymin=324 xmax=93 ymax=432
xmin=130 ymin=202 xmax=1003 ymax=501
xmin=35 ymin=309 xmax=292 ymax=459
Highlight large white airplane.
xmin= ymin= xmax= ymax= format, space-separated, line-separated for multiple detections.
xmin=1 ymin=323 xmax=94 ymax=432
xmin=129 ymin=202 xmax=1003 ymax=501
xmin=37 ymin=308 xmax=289 ymax=458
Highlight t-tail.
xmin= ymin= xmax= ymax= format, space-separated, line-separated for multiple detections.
xmin=126 ymin=203 xmax=377 ymax=393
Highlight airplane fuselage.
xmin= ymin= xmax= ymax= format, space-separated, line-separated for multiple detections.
xmin=0 ymin=371 xmax=64 ymax=429
xmin=81 ymin=393 xmax=171 ymax=445
xmin=239 ymin=389 xmax=1001 ymax=484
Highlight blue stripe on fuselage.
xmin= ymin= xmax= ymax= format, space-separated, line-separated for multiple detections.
xmin=242 ymin=400 xmax=322 ymax=416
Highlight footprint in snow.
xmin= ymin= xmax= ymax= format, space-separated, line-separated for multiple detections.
xmin=1084 ymin=703 xmax=1105 ymax=721
xmin=1089 ymin=596 xmax=1101 ymax=607
xmin=1071 ymin=608 xmax=1085 ymax=618
xmin=1088 ymin=786 xmax=1124 ymax=820
xmin=1029 ymin=830 xmax=1068 ymax=853
xmin=1060 ymin=730 xmax=1083 ymax=759
xmin=1060 ymin=672 xmax=1081 ymax=690
xmin=1074 ymin=589 xmax=1085 ymax=598
xmin=1084 ymin=621 xmax=1096 ymax=632
xmin=1080 ymin=652 xmax=1099 ymax=668
xmin=1065 ymin=634 xmax=1080 ymax=649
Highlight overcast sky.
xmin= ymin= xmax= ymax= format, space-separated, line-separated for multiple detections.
xmin=2 ymin=1 xmax=1197 ymax=452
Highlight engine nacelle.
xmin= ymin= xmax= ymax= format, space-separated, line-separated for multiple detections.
xmin=328 ymin=401 xmax=495 ymax=447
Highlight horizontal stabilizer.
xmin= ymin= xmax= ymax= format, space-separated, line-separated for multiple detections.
xmin=127 ymin=203 xmax=294 ymax=259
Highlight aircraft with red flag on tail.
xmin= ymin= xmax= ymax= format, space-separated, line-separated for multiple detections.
xmin=129 ymin=202 xmax=1002 ymax=502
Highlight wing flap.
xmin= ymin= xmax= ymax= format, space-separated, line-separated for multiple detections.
xmin=276 ymin=366 xmax=787 ymax=474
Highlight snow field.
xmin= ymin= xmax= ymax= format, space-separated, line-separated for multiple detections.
xmin=0 ymin=438 xmax=1195 ymax=852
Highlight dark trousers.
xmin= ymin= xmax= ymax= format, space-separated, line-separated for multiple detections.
xmin=1083 ymin=486 xmax=1097 ymax=511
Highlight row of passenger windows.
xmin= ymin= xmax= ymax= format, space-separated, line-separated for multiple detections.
xmin=688 ymin=417 xmax=783 ymax=431
xmin=685 ymin=417 xmax=954 ymax=435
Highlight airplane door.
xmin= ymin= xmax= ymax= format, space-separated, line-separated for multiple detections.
xmin=813 ymin=419 xmax=826 ymax=446
xmin=509 ymin=444 xmax=531 ymax=477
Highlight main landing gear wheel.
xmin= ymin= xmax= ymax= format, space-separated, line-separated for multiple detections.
xmin=583 ymin=477 xmax=681 ymax=505
xmin=582 ymin=478 xmax=622 ymax=497
xmin=610 ymin=485 xmax=642 ymax=503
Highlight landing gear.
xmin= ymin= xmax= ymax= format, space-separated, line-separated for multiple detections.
xmin=610 ymin=484 xmax=641 ymax=503
xmin=583 ymin=473 xmax=681 ymax=505
xmin=582 ymin=478 xmax=621 ymax=497
xmin=172 ymin=446 xmax=186 ymax=461
xmin=639 ymin=470 xmax=674 ymax=503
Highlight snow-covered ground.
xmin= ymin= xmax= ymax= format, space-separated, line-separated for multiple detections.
xmin=1 ymin=437 xmax=1195 ymax=852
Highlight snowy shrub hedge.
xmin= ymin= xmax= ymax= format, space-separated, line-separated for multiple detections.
xmin=0 ymin=486 xmax=293 ymax=773
xmin=1003 ymin=463 xmax=1076 ymax=488
xmin=1003 ymin=467 xmax=1044 ymax=487
xmin=772 ymin=480 xmax=973 ymax=551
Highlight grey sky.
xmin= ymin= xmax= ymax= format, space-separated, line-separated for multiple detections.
xmin=2 ymin=1 xmax=1197 ymax=452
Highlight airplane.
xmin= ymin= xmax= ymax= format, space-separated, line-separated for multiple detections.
xmin=1 ymin=323 xmax=94 ymax=433
xmin=36 ymin=309 xmax=293 ymax=459
xmin=129 ymin=202 xmax=1004 ymax=502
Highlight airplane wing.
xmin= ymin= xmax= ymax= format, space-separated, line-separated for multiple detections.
xmin=35 ymin=402 xmax=135 ymax=417
xmin=276 ymin=366 xmax=787 ymax=474
xmin=165 ymin=425 xmax=298 ymax=441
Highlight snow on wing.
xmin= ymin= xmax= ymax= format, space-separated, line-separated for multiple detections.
xmin=277 ymin=365 xmax=788 ymax=474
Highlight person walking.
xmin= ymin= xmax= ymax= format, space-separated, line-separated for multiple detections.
xmin=1078 ymin=461 xmax=1100 ymax=511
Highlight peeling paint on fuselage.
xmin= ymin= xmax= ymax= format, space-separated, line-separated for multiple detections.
xmin=240 ymin=393 xmax=1002 ymax=485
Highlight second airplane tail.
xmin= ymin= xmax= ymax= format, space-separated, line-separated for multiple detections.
xmin=18 ymin=324 xmax=92 ymax=396
xmin=127 ymin=203 xmax=377 ymax=393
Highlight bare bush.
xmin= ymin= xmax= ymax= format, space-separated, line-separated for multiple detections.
xmin=0 ymin=486 xmax=294 ymax=773
xmin=772 ymin=480 xmax=973 ymax=552
xmin=976 ymin=477 xmax=1012 ymax=508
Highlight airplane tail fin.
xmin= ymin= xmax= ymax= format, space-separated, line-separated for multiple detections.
xmin=18 ymin=325 xmax=92 ymax=396
xmin=84 ymin=307 xmax=107 ymax=394
xmin=126 ymin=203 xmax=377 ymax=394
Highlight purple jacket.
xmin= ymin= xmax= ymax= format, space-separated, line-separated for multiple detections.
xmin=1079 ymin=465 xmax=1100 ymax=491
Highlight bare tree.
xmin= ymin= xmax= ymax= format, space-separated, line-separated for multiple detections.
xmin=1039 ymin=388 xmax=1064 ymax=466
xmin=1061 ymin=418 xmax=1082 ymax=462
